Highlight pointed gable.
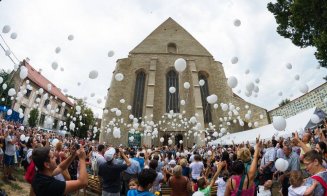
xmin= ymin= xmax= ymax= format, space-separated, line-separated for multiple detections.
xmin=130 ymin=17 xmax=213 ymax=57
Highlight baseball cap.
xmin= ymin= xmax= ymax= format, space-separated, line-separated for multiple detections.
xmin=104 ymin=147 xmax=116 ymax=162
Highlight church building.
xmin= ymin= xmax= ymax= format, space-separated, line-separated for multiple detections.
xmin=100 ymin=18 xmax=269 ymax=147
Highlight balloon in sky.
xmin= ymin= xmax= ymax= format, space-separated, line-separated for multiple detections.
xmin=51 ymin=62 xmax=58 ymax=70
xmin=227 ymin=76 xmax=238 ymax=88
xmin=273 ymin=116 xmax=286 ymax=131
xmin=231 ymin=57 xmax=238 ymax=64
xmin=108 ymin=50 xmax=115 ymax=57
xmin=68 ymin=34 xmax=74 ymax=41
xmin=10 ymin=32 xmax=17 ymax=39
xmin=233 ymin=19 xmax=241 ymax=27
xmin=115 ymin=73 xmax=124 ymax=81
xmin=89 ymin=70 xmax=98 ymax=79
xmin=2 ymin=25 xmax=11 ymax=33
xmin=174 ymin=58 xmax=187 ymax=72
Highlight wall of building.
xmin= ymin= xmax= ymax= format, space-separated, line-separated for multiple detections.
xmin=269 ymin=83 xmax=327 ymax=119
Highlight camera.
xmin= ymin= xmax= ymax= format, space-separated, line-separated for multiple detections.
xmin=75 ymin=143 xmax=80 ymax=150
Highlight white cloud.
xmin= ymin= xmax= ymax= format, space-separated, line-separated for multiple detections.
xmin=0 ymin=0 xmax=326 ymax=116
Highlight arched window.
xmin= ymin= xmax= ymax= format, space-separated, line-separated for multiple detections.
xmin=132 ymin=71 xmax=146 ymax=120
xmin=166 ymin=70 xmax=179 ymax=113
xmin=199 ymin=72 xmax=212 ymax=124
xmin=167 ymin=43 xmax=177 ymax=53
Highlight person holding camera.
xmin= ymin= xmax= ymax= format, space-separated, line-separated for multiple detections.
xmin=98 ymin=147 xmax=131 ymax=196
xmin=31 ymin=145 xmax=88 ymax=196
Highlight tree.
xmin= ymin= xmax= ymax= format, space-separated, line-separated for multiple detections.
xmin=28 ymin=108 xmax=39 ymax=127
xmin=279 ymin=98 xmax=291 ymax=107
xmin=0 ymin=69 xmax=15 ymax=107
xmin=267 ymin=0 xmax=327 ymax=68
xmin=65 ymin=99 xmax=95 ymax=139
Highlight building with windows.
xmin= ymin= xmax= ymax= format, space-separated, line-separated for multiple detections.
xmin=269 ymin=82 xmax=327 ymax=119
xmin=12 ymin=60 xmax=74 ymax=129
xmin=100 ymin=18 xmax=269 ymax=147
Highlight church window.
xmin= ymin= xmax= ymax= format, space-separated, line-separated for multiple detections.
xmin=199 ymin=72 xmax=212 ymax=124
xmin=166 ymin=70 xmax=179 ymax=113
xmin=167 ymin=43 xmax=177 ymax=53
xmin=132 ymin=71 xmax=146 ymax=121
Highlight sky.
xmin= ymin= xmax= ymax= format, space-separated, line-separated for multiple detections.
xmin=0 ymin=0 xmax=326 ymax=118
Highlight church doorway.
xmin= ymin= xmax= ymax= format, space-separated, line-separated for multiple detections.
xmin=175 ymin=134 xmax=183 ymax=150
xmin=163 ymin=133 xmax=170 ymax=146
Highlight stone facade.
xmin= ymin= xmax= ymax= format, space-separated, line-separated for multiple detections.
xmin=100 ymin=18 xmax=269 ymax=147
xmin=269 ymin=82 xmax=327 ymax=119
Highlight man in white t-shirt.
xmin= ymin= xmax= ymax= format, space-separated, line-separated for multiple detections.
xmin=189 ymin=154 xmax=204 ymax=182
xmin=4 ymin=126 xmax=17 ymax=181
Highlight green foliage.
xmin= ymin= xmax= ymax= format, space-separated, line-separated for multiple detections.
xmin=279 ymin=98 xmax=291 ymax=107
xmin=66 ymin=99 xmax=95 ymax=139
xmin=0 ymin=69 xmax=15 ymax=107
xmin=267 ymin=0 xmax=327 ymax=67
xmin=28 ymin=109 xmax=39 ymax=127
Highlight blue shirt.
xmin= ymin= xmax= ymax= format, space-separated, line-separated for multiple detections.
xmin=305 ymin=170 xmax=327 ymax=196
xmin=127 ymin=189 xmax=154 ymax=196
xmin=134 ymin=157 xmax=145 ymax=170
xmin=125 ymin=158 xmax=141 ymax=174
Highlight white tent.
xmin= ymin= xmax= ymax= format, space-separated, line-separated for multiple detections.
xmin=213 ymin=107 xmax=325 ymax=145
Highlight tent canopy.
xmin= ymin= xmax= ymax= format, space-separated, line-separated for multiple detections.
xmin=213 ymin=107 xmax=325 ymax=145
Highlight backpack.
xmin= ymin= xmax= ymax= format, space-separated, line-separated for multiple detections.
xmin=24 ymin=160 xmax=36 ymax=184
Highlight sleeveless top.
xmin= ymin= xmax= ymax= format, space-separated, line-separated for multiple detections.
xmin=230 ymin=175 xmax=256 ymax=196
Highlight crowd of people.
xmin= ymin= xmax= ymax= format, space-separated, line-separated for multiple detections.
xmin=0 ymin=117 xmax=327 ymax=196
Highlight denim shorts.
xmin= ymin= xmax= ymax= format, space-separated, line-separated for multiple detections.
xmin=4 ymin=154 xmax=14 ymax=166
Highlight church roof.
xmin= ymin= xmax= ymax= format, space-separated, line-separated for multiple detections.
xmin=130 ymin=17 xmax=213 ymax=57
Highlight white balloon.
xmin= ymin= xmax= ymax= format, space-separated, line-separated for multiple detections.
xmin=275 ymin=158 xmax=288 ymax=172
xmin=233 ymin=19 xmax=241 ymax=27
xmin=294 ymin=74 xmax=300 ymax=81
xmin=286 ymin=63 xmax=292 ymax=69
xmin=7 ymin=109 xmax=12 ymax=115
xmin=199 ymin=79 xmax=205 ymax=86
xmin=245 ymin=69 xmax=250 ymax=74
xmin=221 ymin=104 xmax=228 ymax=111
xmin=278 ymin=92 xmax=283 ymax=96
xmin=10 ymin=32 xmax=17 ymax=39
xmin=227 ymin=76 xmax=238 ymax=88
xmin=51 ymin=62 xmax=59 ymax=70
xmin=273 ymin=116 xmax=286 ymax=131
xmin=255 ymin=78 xmax=260 ymax=84
xmin=180 ymin=100 xmax=185 ymax=105
xmin=159 ymin=137 xmax=164 ymax=143
xmin=206 ymin=94 xmax=218 ymax=104
xmin=19 ymin=66 xmax=28 ymax=80
xmin=55 ymin=47 xmax=61 ymax=54
xmin=174 ymin=58 xmax=187 ymax=72
xmin=120 ymin=99 xmax=125 ymax=104
xmin=299 ymin=83 xmax=309 ymax=94
xmin=213 ymin=104 xmax=218 ymax=109
xmin=115 ymin=110 xmax=122 ymax=117
xmin=108 ymin=50 xmax=115 ymax=57
xmin=179 ymin=140 xmax=183 ymax=144
xmin=52 ymin=139 xmax=59 ymax=147
xmin=0 ymin=77 xmax=3 ymax=84
xmin=169 ymin=87 xmax=176 ymax=94
xmin=168 ymin=139 xmax=173 ymax=145
xmin=8 ymin=88 xmax=16 ymax=96
xmin=89 ymin=70 xmax=98 ymax=79
xmin=184 ymin=82 xmax=190 ymax=89
xmin=310 ymin=114 xmax=320 ymax=124
xmin=68 ymin=34 xmax=74 ymax=41
xmin=20 ymin=134 xmax=26 ymax=141
xmin=246 ymin=82 xmax=255 ymax=92
xmin=2 ymin=25 xmax=11 ymax=33
xmin=115 ymin=73 xmax=124 ymax=81
xmin=231 ymin=57 xmax=238 ymax=64
xmin=127 ymin=105 xmax=132 ymax=110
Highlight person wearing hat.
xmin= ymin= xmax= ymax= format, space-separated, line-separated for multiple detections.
xmin=98 ymin=147 xmax=131 ymax=196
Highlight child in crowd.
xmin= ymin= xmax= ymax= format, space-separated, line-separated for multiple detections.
xmin=288 ymin=171 xmax=318 ymax=196
xmin=129 ymin=178 xmax=139 ymax=190
xmin=257 ymin=180 xmax=272 ymax=196
xmin=215 ymin=170 xmax=229 ymax=196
